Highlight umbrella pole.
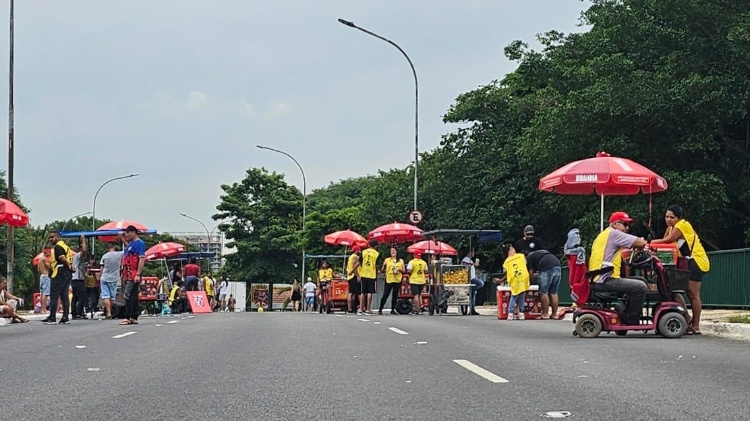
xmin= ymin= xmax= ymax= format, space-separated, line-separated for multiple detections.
xmin=600 ymin=194 xmax=605 ymax=231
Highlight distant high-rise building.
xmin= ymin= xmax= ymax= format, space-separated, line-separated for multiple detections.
xmin=171 ymin=232 xmax=224 ymax=272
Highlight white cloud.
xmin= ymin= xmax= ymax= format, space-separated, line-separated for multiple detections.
xmin=142 ymin=91 xmax=255 ymax=117
xmin=265 ymin=101 xmax=293 ymax=119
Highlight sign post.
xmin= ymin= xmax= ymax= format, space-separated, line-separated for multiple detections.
xmin=408 ymin=210 xmax=423 ymax=225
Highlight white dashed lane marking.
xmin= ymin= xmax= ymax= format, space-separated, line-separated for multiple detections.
xmin=388 ymin=327 xmax=409 ymax=335
xmin=453 ymin=359 xmax=509 ymax=383
xmin=111 ymin=332 xmax=137 ymax=339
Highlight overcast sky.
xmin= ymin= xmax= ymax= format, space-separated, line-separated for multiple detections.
xmin=1 ymin=0 xmax=587 ymax=233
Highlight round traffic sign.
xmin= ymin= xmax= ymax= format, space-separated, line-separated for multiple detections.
xmin=409 ymin=210 xmax=423 ymax=224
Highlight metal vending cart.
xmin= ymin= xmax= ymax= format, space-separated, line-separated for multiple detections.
xmin=423 ymin=229 xmax=503 ymax=316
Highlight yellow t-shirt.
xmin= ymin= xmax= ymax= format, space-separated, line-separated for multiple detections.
xmin=674 ymin=219 xmax=710 ymax=272
xmin=346 ymin=254 xmax=360 ymax=280
xmin=503 ymin=253 xmax=530 ymax=296
xmin=360 ymin=248 xmax=379 ymax=279
xmin=407 ymin=258 xmax=428 ymax=285
xmin=204 ymin=277 xmax=214 ymax=296
xmin=589 ymin=228 xmax=624 ymax=282
xmin=384 ymin=257 xmax=403 ymax=284
xmin=318 ymin=268 xmax=333 ymax=283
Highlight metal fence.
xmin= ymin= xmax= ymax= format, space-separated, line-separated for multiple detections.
xmin=479 ymin=248 xmax=750 ymax=309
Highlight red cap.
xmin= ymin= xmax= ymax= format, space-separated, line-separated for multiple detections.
xmin=609 ymin=211 xmax=634 ymax=224
xmin=352 ymin=245 xmax=361 ymax=252
xmin=413 ymin=250 xmax=422 ymax=258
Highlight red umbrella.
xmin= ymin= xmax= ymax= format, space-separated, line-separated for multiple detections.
xmin=324 ymin=230 xmax=368 ymax=248
xmin=539 ymin=151 xmax=668 ymax=229
xmin=97 ymin=220 xmax=148 ymax=242
xmin=145 ymin=242 xmax=186 ymax=261
xmin=369 ymin=222 xmax=423 ymax=244
xmin=407 ymin=240 xmax=457 ymax=256
xmin=0 ymin=198 xmax=29 ymax=227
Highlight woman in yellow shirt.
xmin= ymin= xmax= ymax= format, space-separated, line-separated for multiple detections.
xmin=501 ymin=244 xmax=530 ymax=320
xmin=378 ymin=247 xmax=404 ymax=315
xmin=651 ymin=204 xmax=710 ymax=335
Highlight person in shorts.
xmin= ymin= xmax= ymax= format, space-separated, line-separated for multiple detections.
xmin=527 ymin=249 xmax=562 ymax=319
xmin=358 ymin=240 xmax=380 ymax=315
xmin=100 ymin=242 xmax=123 ymax=319
xmin=346 ymin=245 xmax=361 ymax=313
xmin=37 ymin=249 xmax=52 ymax=315
xmin=406 ymin=251 xmax=428 ymax=314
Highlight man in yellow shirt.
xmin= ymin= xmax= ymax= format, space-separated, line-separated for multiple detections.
xmin=346 ymin=245 xmax=361 ymax=314
xmin=359 ymin=240 xmax=380 ymax=315
xmin=406 ymin=251 xmax=428 ymax=315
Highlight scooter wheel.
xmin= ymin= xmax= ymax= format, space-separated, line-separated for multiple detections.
xmin=574 ymin=314 xmax=603 ymax=338
xmin=657 ymin=312 xmax=687 ymax=338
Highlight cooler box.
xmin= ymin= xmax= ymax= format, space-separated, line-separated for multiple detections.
xmin=497 ymin=285 xmax=542 ymax=320
xmin=651 ymin=243 xmax=678 ymax=266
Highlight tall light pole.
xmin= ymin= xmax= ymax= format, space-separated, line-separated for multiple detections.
xmin=61 ymin=211 xmax=93 ymax=232
xmin=256 ymin=145 xmax=307 ymax=283
xmin=178 ymin=213 xmax=223 ymax=271
xmin=337 ymin=18 xmax=420 ymax=216
xmin=91 ymin=173 xmax=139 ymax=255
xmin=5 ymin=0 xmax=15 ymax=292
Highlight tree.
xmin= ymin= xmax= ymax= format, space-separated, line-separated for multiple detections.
xmin=0 ymin=170 xmax=35 ymax=297
xmin=214 ymin=168 xmax=302 ymax=283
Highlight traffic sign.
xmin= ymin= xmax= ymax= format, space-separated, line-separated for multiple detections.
xmin=409 ymin=210 xmax=423 ymax=224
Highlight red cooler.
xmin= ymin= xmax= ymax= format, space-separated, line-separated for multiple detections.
xmin=497 ymin=285 xmax=542 ymax=320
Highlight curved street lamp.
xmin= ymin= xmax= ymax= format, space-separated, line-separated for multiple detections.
xmin=178 ymin=213 xmax=223 ymax=271
xmin=337 ymin=18 xmax=420 ymax=215
xmin=256 ymin=144 xmax=307 ymax=282
xmin=62 ymin=211 xmax=93 ymax=232
xmin=91 ymin=173 xmax=140 ymax=254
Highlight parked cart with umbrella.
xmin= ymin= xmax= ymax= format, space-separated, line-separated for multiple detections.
xmin=321 ymin=230 xmax=369 ymax=313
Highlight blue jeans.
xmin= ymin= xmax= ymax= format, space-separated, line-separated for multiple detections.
xmin=508 ymin=292 xmax=526 ymax=314
xmin=537 ymin=267 xmax=561 ymax=295
xmin=470 ymin=278 xmax=485 ymax=309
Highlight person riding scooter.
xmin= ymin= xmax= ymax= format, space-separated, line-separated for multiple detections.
xmin=588 ymin=211 xmax=649 ymax=325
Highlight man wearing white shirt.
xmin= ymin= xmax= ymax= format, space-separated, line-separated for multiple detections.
xmin=462 ymin=251 xmax=483 ymax=316
xmin=302 ymin=278 xmax=317 ymax=312
xmin=100 ymin=243 xmax=124 ymax=319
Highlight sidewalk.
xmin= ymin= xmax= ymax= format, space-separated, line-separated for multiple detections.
xmin=474 ymin=306 xmax=750 ymax=341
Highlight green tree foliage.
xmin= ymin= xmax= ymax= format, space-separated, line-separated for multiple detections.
xmin=214 ymin=168 xmax=302 ymax=282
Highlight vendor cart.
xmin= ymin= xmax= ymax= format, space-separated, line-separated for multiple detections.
xmin=306 ymin=254 xmax=349 ymax=314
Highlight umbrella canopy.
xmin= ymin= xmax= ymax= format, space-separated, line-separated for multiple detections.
xmin=145 ymin=242 xmax=187 ymax=261
xmin=368 ymin=222 xmax=423 ymax=244
xmin=539 ymin=152 xmax=668 ymax=229
xmin=324 ymin=230 xmax=368 ymax=248
xmin=0 ymin=198 xmax=29 ymax=227
xmin=97 ymin=220 xmax=149 ymax=242
xmin=407 ymin=240 xmax=457 ymax=256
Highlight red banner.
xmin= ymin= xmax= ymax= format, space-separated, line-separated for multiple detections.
xmin=185 ymin=291 xmax=212 ymax=313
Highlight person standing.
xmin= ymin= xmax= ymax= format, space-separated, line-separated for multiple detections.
xmin=70 ymin=239 xmax=88 ymax=320
xmin=513 ymin=225 xmax=545 ymax=255
xmin=203 ymin=272 xmax=215 ymax=310
xmin=302 ymin=278 xmax=316 ymax=312
xmin=346 ymin=245 xmax=361 ymax=314
xmin=651 ymin=204 xmax=710 ymax=335
xmin=37 ymin=249 xmax=52 ymax=315
xmin=359 ymin=240 xmax=380 ymax=315
xmin=378 ymin=247 xmax=403 ymax=315
xmin=461 ymin=250 xmax=484 ymax=316
xmin=100 ymin=242 xmax=123 ymax=319
xmin=183 ymin=257 xmax=201 ymax=291
xmin=218 ymin=275 xmax=229 ymax=312
xmin=119 ymin=226 xmax=146 ymax=325
xmin=526 ymin=249 xmax=562 ymax=319
xmin=43 ymin=232 xmax=74 ymax=325
xmin=406 ymin=251 xmax=428 ymax=315
xmin=501 ymin=244 xmax=531 ymax=320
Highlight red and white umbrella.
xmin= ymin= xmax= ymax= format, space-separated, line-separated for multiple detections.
xmin=539 ymin=152 xmax=668 ymax=229
xmin=369 ymin=222 xmax=423 ymax=244
xmin=97 ymin=220 xmax=148 ymax=242
xmin=145 ymin=242 xmax=186 ymax=261
xmin=324 ymin=230 xmax=368 ymax=248
xmin=407 ymin=240 xmax=457 ymax=256
xmin=0 ymin=198 xmax=29 ymax=227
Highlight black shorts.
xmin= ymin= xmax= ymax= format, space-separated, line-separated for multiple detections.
xmin=348 ymin=278 xmax=361 ymax=295
xmin=361 ymin=277 xmax=376 ymax=294
xmin=688 ymin=259 xmax=707 ymax=282
xmin=410 ymin=284 xmax=424 ymax=296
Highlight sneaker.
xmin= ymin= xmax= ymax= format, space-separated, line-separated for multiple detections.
xmin=356 ymin=310 xmax=364 ymax=316
xmin=378 ymin=310 xmax=383 ymax=316
xmin=390 ymin=310 xmax=397 ymax=315
xmin=42 ymin=319 xmax=57 ymax=325
xmin=366 ymin=311 xmax=374 ymax=315
xmin=58 ymin=318 xmax=70 ymax=325
xmin=507 ymin=314 xmax=517 ymax=320
xmin=518 ymin=313 xmax=525 ymax=320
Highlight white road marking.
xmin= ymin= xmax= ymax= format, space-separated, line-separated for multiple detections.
xmin=87 ymin=368 xmax=100 ymax=372
xmin=111 ymin=332 xmax=137 ymax=339
xmin=334 ymin=315 xmax=344 ymax=318
xmin=168 ymin=321 xmax=179 ymax=324
xmin=357 ymin=318 xmax=370 ymax=322
xmin=415 ymin=341 xmax=428 ymax=345
xmin=155 ymin=324 xmax=163 ymax=327
xmin=373 ymin=321 xmax=381 ymax=325
xmin=453 ymin=359 xmax=509 ymax=383
xmin=388 ymin=327 xmax=409 ymax=335
xmin=75 ymin=345 xmax=86 ymax=349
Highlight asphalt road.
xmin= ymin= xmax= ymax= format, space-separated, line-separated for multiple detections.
xmin=2 ymin=311 xmax=749 ymax=421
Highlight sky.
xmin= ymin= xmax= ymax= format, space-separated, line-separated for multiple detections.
xmin=0 ymin=0 xmax=588 ymax=233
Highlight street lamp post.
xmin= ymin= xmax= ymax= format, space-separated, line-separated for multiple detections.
xmin=178 ymin=214 xmax=223 ymax=272
xmin=91 ymin=174 xmax=140 ymax=255
xmin=337 ymin=18 xmax=420 ymax=215
xmin=256 ymin=145 xmax=307 ymax=283
xmin=6 ymin=0 xmax=15 ymax=292
xmin=61 ymin=211 xmax=93 ymax=232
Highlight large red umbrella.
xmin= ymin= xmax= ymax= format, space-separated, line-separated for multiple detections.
xmin=407 ymin=240 xmax=457 ymax=256
xmin=97 ymin=220 xmax=148 ymax=242
xmin=324 ymin=230 xmax=368 ymax=248
xmin=145 ymin=242 xmax=186 ymax=261
xmin=0 ymin=198 xmax=29 ymax=227
xmin=539 ymin=151 xmax=668 ymax=229
xmin=369 ymin=222 xmax=423 ymax=244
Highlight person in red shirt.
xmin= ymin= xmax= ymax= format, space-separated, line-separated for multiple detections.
xmin=183 ymin=257 xmax=201 ymax=291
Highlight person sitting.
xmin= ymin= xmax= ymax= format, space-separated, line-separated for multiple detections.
xmin=588 ymin=212 xmax=648 ymax=325
xmin=169 ymin=280 xmax=187 ymax=314
xmin=227 ymin=294 xmax=236 ymax=312
xmin=0 ymin=276 xmax=29 ymax=323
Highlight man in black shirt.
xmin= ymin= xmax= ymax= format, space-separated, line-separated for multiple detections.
xmin=527 ymin=249 xmax=562 ymax=319
xmin=42 ymin=231 xmax=74 ymax=325
xmin=513 ymin=225 xmax=545 ymax=255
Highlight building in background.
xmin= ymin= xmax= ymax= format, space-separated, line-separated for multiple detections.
xmin=171 ymin=232 xmax=224 ymax=272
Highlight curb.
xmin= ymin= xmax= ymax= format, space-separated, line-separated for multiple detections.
xmin=700 ymin=321 xmax=750 ymax=341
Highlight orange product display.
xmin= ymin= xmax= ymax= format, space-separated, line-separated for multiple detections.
xmin=496 ymin=286 xmax=542 ymax=320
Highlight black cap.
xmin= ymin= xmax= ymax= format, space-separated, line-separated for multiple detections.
xmin=125 ymin=225 xmax=139 ymax=233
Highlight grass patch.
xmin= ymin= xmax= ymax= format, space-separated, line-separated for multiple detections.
xmin=727 ymin=315 xmax=750 ymax=324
